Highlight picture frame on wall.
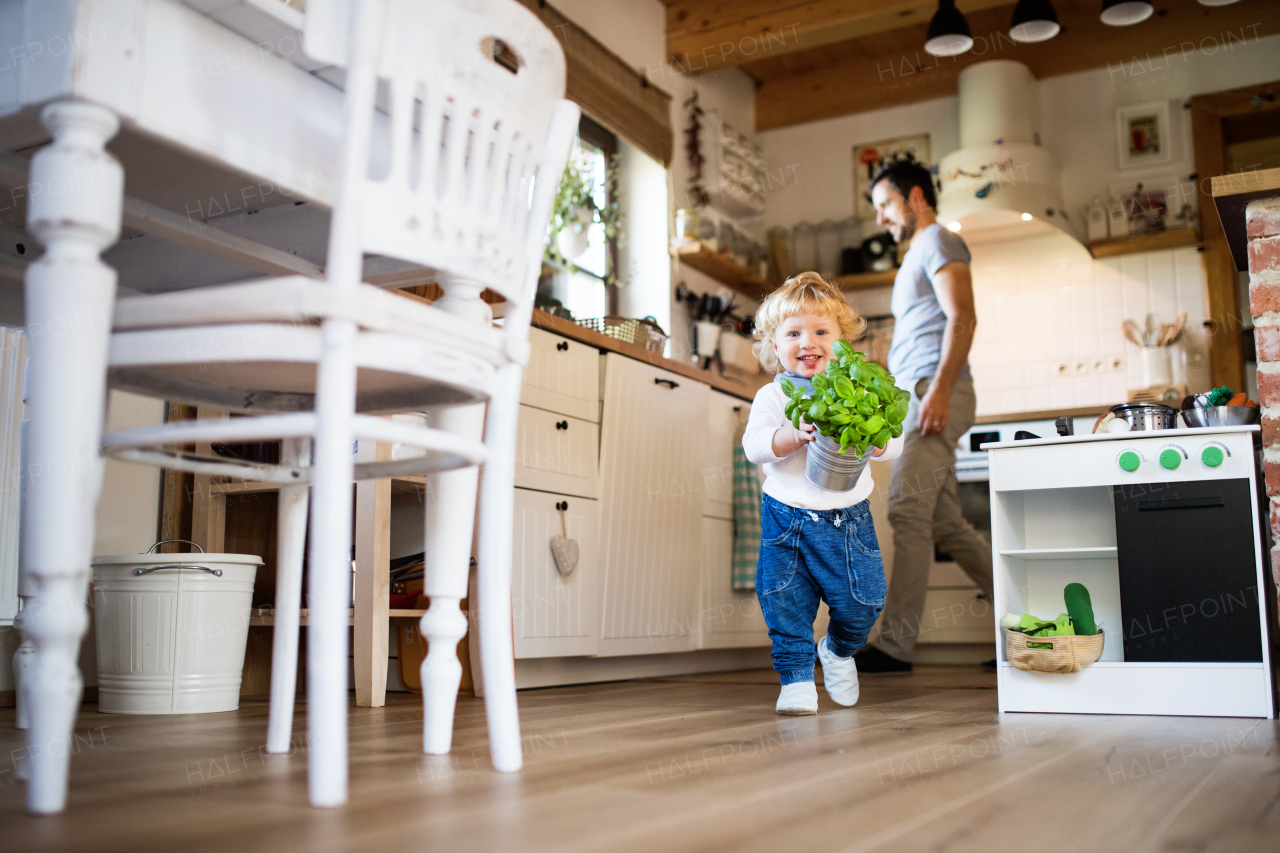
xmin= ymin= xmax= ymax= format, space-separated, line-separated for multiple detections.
xmin=1116 ymin=100 xmax=1173 ymax=171
xmin=853 ymin=135 xmax=930 ymax=221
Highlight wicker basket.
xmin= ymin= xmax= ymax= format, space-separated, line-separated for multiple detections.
xmin=578 ymin=316 xmax=667 ymax=353
xmin=1005 ymin=629 xmax=1105 ymax=674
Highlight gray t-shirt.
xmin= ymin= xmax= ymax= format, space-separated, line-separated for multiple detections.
xmin=886 ymin=222 xmax=973 ymax=384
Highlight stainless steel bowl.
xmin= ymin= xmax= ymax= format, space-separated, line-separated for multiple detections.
xmin=1180 ymin=406 xmax=1261 ymax=428
xmin=1109 ymin=402 xmax=1178 ymax=431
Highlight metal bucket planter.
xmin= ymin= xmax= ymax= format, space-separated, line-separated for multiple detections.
xmin=804 ymin=435 xmax=871 ymax=492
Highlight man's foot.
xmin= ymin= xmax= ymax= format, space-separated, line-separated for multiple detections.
xmin=979 ymin=658 xmax=998 ymax=673
xmin=853 ymin=645 xmax=913 ymax=675
xmin=817 ymin=637 xmax=860 ymax=706
xmin=776 ymin=681 xmax=818 ymax=715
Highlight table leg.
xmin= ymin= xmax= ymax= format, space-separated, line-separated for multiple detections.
xmin=354 ymin=430 xmax=391 ymax=708
xmin=20 ymin=100 xmax=123 ymax=814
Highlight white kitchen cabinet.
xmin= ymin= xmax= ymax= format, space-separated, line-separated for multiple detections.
xmin=697 ymin=390 xmax=769 ymax=650
xmin=511 ymin=488 xmax=600 ymax=659
xmin=522 ymin=326 xmax=600 ymax=423
xmin=698 ymin=517 xmax=769 ymax=649
xmin=701 ymin=389 xmax=742 ymax=520
xmin=513 ymin=404 xmax=598 ymax=499
xmin=596 ymin=353 xmax=709 ymax=656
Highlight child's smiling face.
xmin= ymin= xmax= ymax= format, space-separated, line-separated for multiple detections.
xmin=773 ymin=313 xmax=840 ymax=378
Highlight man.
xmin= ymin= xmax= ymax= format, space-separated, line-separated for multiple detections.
xmin=853 ymin=159 xmax=995 ymax=675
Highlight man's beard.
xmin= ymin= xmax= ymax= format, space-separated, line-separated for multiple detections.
xmin=895 ymin=207 xmax=919 ymax=243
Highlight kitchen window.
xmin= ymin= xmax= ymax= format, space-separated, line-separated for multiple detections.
xmin=552 ymin=116 xmax=619 ymax=321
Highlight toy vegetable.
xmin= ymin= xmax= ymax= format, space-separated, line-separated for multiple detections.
xmin=779 ymin=340 xmax=910 ymax=457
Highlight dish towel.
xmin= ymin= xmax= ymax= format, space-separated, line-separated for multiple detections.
xmin=731 ymin=408 xmax=762 ymax=591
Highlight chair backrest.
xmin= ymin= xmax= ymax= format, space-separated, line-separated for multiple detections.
xmin=324 ymin=0 xmax=573 ymax=334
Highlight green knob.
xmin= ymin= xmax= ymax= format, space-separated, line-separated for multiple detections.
xmin=1118 ymin=450 xmax=1141 ymax=472
xmin=1202 ymin=445 xmax=1224 ymax=468
xmin=1159 ymin=449 xmax=1182 ymax=470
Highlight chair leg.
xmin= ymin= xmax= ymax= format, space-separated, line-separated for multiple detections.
xmin=267 ymin=437 xmax=311 ymax=754
xmin=476 ymin=365 xmax=525 ymax=773
xmin=307 ymin=319 xmax=358 ymax=808
xmin=420 ymin=404 xmax=484 ymax=755
xmin=19 ymin=101 xmax=123 ymax=814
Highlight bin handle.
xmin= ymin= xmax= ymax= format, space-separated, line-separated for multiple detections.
xmin=133 ymin=565 xmax=223 ymax=577
xmin=148 ymin=539 xmax=205 ymax=554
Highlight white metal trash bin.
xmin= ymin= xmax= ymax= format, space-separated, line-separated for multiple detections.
xmin=92 ymin=541 xmax=261 ymax=715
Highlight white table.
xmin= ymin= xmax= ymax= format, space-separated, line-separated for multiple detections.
xmin=1 ymin=0 xmax=388 ymax=813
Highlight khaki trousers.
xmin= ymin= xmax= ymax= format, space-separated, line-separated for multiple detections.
xmin=875 ymin=377 xmax=993 ymax=662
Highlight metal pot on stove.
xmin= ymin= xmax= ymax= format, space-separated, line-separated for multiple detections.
xmin=1109 ymin=402 xmax=1178 ymax=431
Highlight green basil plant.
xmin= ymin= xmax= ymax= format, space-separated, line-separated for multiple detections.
xmin=779 ymin=339 xmax=910 ymax=458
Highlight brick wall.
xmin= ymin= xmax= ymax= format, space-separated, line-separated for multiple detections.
xmin=1247 ymin=196 xmax=1280 ymax=590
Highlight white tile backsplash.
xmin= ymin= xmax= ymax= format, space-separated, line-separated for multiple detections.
xmin=846 ymin=245 xmax=1210 ymax=417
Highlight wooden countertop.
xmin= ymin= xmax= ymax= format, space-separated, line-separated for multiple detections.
xmin=530 ymin=309 xmax=769 ymax=402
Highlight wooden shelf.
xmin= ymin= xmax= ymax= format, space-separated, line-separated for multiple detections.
xmin=670 ymin=240 xmax=771 ymax=300
xmin=1000 ymin=547 xmax=1118 ymax=560
xmin=832 ymin=269 xmax=897 ymax=290
xmin=1087 ymin=227 xmax=1198 ymax=259
xmin=1212 ymin=167 xmax=1280 ymax=271
xmin=211 ymin=475 xmax=426 ymax=497
xmin=248 ymin=607 xmax=425 ymax=626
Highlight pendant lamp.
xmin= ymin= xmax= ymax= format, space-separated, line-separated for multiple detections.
xmin=1197 ymin=0 xmax=1241 ymax=5
xmin=1100 ymin=0 xmax=1154 ymax=26
xmin=1010 ymin=0 xmax=1060 ymax=43
xmin=925 ymin=0 xmax=973 ymax=57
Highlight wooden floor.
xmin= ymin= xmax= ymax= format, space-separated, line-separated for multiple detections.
xmin=3 ymin=667 xmax=1279 ymax=852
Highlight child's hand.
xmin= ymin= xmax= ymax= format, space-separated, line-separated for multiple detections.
xmin=772 ymin=421 xmax=816 ymax=457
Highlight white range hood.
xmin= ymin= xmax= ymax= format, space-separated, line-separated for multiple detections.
xmin=937 ymin=61 xmax=1086 ymax=257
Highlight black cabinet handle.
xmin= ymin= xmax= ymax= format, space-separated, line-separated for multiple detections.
xmin=556 ymin=341 xmax=569 ymax=351
xmin=555 ymin=420 xmax=568 ymax=430
xmin=1138 ymin=496 xmax=1225 ymax=511
xmin=654 ymin=378 xmax=679 ymax=389
xmin=555 ymin=500 xmax=568 ymax=510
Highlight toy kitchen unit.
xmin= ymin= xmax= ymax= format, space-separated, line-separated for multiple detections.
xmin=985 ymin=422 xmax=1276 ymax=719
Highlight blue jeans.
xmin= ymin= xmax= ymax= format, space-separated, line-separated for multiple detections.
xmin=756 ymin=494 xmax=887 ymax=685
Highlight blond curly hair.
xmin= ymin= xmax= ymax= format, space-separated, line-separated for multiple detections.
xmin=751 ymin=272 xmax=865 ymax=375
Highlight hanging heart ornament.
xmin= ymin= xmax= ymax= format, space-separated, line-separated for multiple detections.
xmin=550 ymin=505 xmax=579 ymax=578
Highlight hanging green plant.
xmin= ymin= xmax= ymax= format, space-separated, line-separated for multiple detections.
xmin=546 ymin=152 xmax=624 ymax=286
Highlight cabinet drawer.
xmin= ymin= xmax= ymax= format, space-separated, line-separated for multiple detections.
xmin=514 ymin=404 xmax=598 ymax=499
xmin=522 ymin=327 xmax=600 ymax=422
xmin=512 ymin=489 xmax=599 ymax=658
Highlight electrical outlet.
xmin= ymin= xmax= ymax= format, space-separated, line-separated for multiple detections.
xmin=1075 ymin=362 xmax=1088 ymax=375
xmin=1055 ymin=363 xmax=1069 ymax=377
xmin=1112 ymin=357 xmax=1124 ymax=371
xmin=1093 ymin=359 xmax=1106 ymax=373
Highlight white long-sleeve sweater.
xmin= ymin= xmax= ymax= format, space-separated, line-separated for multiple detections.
xmin=743 ymin=381 xmax=904 ymax=511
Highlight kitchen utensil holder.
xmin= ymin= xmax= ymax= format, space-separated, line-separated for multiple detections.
xmin=1141 ymin=346 xmax=1172 ymax=387
xmin=694 ymin=321 xmax=721 ymax=357
xmin=1005 ymin=629 xmax=1105 ymax=674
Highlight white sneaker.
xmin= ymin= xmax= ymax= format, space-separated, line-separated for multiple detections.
xmin=775 ymin=681 xmax=818 ymax=715
xmin=818 ymin=636 xmax=860 ymax=706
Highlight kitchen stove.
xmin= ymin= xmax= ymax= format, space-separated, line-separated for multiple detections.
xmin=982 ymin=424 xmax=1274 ymax=718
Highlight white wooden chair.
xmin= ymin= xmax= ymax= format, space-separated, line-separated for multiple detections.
xmin=95 ymin=0 xmax=578 ymax=807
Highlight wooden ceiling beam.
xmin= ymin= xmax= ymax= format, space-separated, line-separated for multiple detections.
xmin=664 ymin=0 xmax=1012 ymax=75
xmin=753 ymin=0 xmax=1280 ymax=130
